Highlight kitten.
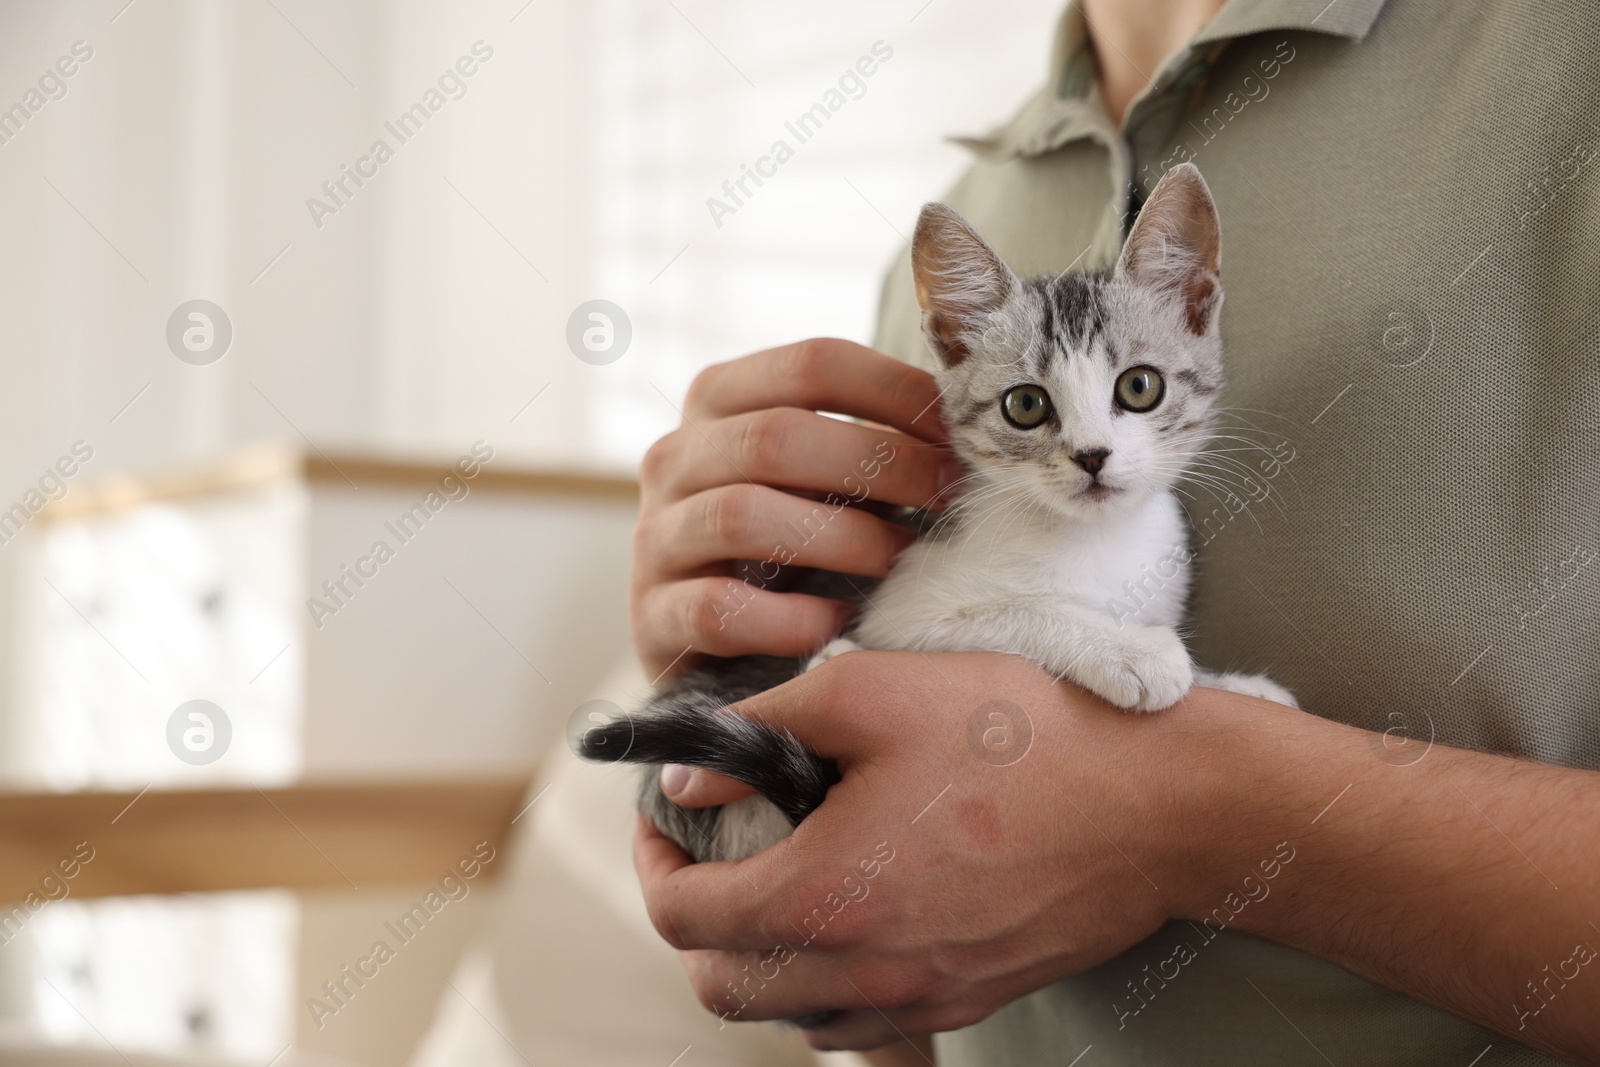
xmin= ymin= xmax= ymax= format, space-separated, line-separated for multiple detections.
xmin=582 ymin=162 xmax=1294 ymax=871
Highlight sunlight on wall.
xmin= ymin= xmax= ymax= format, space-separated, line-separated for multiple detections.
xmin=16 ymin=488 xmax=305 ymax=790
xmin=567 ymin=0 xmax=1065 ymax=470
xmin=25 ymin=893 xmax=296 ymax=1064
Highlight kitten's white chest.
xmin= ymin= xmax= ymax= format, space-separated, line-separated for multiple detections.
xmin=854 ymin=490 xmax=1191 ymax=654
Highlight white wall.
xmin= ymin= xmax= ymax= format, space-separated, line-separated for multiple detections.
xmin=303 ymin=483 xmax=636 ymax=778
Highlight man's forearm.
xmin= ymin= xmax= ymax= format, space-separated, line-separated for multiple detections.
xmin=1173 ymin=692 xmax=1600 ymax=1061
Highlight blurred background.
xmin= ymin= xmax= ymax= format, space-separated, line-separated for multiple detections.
xmin=0 ymin=1 xmax=1060 ymax=1064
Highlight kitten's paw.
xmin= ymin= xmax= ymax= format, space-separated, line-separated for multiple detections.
xmin=1196 ymin=670 xmax=1299 ymax=708
xmin=1075 ymin=628 xmax=1193 ymax=712
xmin=805 ymin=637 xmax=861 ymax=672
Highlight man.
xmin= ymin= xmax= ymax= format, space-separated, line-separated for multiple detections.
xmin=627 ymin=0 xmax=1600 ymax=1062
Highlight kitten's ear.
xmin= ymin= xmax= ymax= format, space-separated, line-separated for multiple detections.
xmin=912 ymin=202 xmax=1016 ymax=366
xmin=1114 ymin=162 xmax=1222 ymax=335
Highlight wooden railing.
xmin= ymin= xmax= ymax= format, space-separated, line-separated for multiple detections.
xmin=0 ymin=775 xmax=532 ymax=904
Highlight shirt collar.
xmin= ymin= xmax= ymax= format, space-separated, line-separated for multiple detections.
xmin=955 ymin=0 xmax=1390 ymax=160
xmin=1196 ymin=0 xmax=1389 ymax=45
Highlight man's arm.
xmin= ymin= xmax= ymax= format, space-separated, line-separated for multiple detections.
xmin=1196 ymin=693 xmax=1600 ymax=1057
xmin=636 ymin=652 xmax=1600 ymax=1059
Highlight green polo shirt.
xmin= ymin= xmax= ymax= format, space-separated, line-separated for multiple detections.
xmin=872 ymin=0 xmax=1599 ymax=1062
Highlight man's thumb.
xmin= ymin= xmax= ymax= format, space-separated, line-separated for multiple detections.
xmin=659 ymin=764 xmax=757 ymax=807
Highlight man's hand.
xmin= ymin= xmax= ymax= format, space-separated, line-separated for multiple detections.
xmin=635 ymin=650 xmax=1198 ymax=1050
xmin=637 ymin=651 xmax=1600 ymax=1058
xmin=629 ymin=339 xmax=955 ymax=683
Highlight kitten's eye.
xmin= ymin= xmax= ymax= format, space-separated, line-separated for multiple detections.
xmin=1002 ymin=384 xmax=1053 ymax=429
xmin=1114 ymin=366 xmax=1165 ymax=412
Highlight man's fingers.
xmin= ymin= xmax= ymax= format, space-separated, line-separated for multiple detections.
xmin=661 ymin=765 xmax=757 ymax=807
xmin=641 ymin=577 xmax=853 ymax=661
xmin=683 ymin=941 xmax=974 ymax=1050
xmin=662 ymin=409 xmax=955 ymax=512
xmin=632 ymin=816 xmax=697 ymax=950
xmin=684 ymin=339 xmax=946 ymax=444
xmin=646 ymin=484 xmax=914 ymax=581
xmin=679 ymin=949 xmax=920 ymax=1052
xmin=796 ymin=1011 xmax=908 ymax=1052
xmin=678 ymin=950 xmax=856 ymax=1023
xmin=632 ymin=818 xmax=793 ymax=952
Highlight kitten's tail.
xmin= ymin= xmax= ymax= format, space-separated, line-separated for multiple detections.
xmin=578 ymin=700 xmax=835 ymax=825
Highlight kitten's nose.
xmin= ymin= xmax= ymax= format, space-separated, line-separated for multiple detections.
xmin=1071 ymin=448 xmax=1110 ymax=476
xmin=1075 ymin=447 xmax=1113 ymax=476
